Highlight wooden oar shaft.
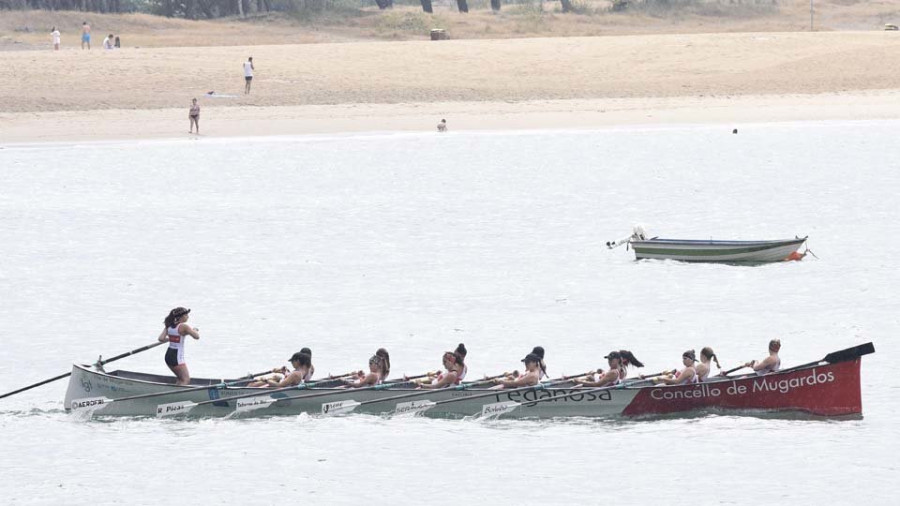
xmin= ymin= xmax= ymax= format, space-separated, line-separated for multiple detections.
xmin=0 ymin=341 xmax=165 ymax=401
xmin=189 ymin=370 xmax=438 ymax=408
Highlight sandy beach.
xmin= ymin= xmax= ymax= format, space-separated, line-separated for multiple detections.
xmin=3 ymin=26 xmax=900 ymax=143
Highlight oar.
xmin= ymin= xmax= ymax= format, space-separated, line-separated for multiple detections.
xmin=324 ymin=370 xmax=597 ymax=417
xmin=322 ymin=371 xmax=516 ymax=416
xmin=69 ymin=369 xmax=273 ymax=417
xmin=718 ymin=365 xmax=748 ymax=377
xmin=478 ymin=342 xmax=879 ymax=419
xmin=728 ymin=342 xmax=876 ymax=378
xmin=0 ymin=341 xmax=165 ymax=401
xmin=157 ymin=370 xmax=438 ymax=417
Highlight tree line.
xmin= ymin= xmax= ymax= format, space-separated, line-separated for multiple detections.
xmin=0 ymin=0 xmax=578 ymax=17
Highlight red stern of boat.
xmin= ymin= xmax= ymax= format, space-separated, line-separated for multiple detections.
xmin=622 ymin=359 xmax=862 ymax=417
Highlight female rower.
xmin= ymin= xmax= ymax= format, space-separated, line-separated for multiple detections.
xmin=157 ymin=307 xmax=201 ymax=386
xmin=652 ymin=350 xmax=698 ymax=385
xmin=531 ymin=346 xmax=548 ymax=379
xmin=573 ymin=351 xmax=623 ymax=388
xmin=695 ymin=346 xmax=721 ymax=382
xmin=417 ymin=351 xmax=463 ymax=389
xmin=298 ymin=347 xmax=315 ymax=381
xmin=455 ymin=343 xmax=468 ymax=382
xmin=247 ymin=352 xmax=311 ymax=388
xmin=616 ymin=350 xmax=644 ymax=380
xmin=493 ymin=353 xmax=542 ymax=389
xmin=745 ymin=339 xmax=781 ymax=375
xmin=344 ymin=350 xmax=390 ymax=388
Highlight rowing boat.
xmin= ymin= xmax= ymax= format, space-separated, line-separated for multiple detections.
xmin=606 ymin=226 xmax=808 ymax=263
xmin=64 ymin=343 xmax=873 ymax=419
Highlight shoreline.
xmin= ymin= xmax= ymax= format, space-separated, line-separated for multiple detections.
xmin=2 ymin=91 xmax=899 ymax=145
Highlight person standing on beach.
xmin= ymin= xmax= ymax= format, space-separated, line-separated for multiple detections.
xmin=81 ymin=22 xmax=90 ymax=50
xmin=437 ymin=119 xmax=447 ymax=132
xmin=189 ymin=98 xmax=200 ymax=134
xmin=243 ymin=57 xmax=254 ymax=94
xmin=51 ymin=27 xmax=60 ymax=51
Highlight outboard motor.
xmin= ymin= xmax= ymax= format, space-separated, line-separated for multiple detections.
xmin=606 ymin=225 xmax=648 ymax=249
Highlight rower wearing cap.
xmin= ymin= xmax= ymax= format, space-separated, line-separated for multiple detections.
xmin=416 ymin=351 xmax=463 ymax=389
xmin=573 ymin=351 xmax=623 ymax=388
xmin=345 ymin=349 xmax=390 ymax=388
xmin=247 ymin=352 xmax=311 ymax=388
xmin=652 ymin=350 xmax=699 ymax=385
xmin=530 ymin=346 xmax=548 ymax=380
xmin=157 ymin=307 xmax=201 ymax=386
xmin=493 ymin=352 xmax=542 ymax=389
xmin=298 ymin=347 xmax=315 ymax=381
xmin=744 ymin=339 xmax=781 ymax=375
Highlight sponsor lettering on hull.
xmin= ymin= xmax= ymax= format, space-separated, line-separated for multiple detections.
xmin=622 ymin=360 xmax=862 ymax=417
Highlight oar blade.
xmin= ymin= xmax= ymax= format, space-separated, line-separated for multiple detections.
xmin=393 ymin=400 xmax=436 ymax=417
xmin=480 ymin=401 xmax=521 ymax=419
xmin=321 ymin=400 xmax=360 ymax=416
xmin=69 ymin=396 xmax=112 ymax=417
xmin=234 ymin=396 xmax=277 ymax=414
xmin=156 ymin=400 xmax=198 ymax=418
xmin=824 ymin=342 xmax=875 ymax=364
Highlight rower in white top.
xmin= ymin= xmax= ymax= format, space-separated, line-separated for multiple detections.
xmin=247 ymin=351 xmax=311 ymax=388
xmin=412 ymin=350 xmax=463 ymax=389
xmin=573 ymin=350 xmax=624 ymax=388
xmin=695 ymin=346 xmax=722 ymax=382
xmin=492 ymin=351 xmax=543 ymax=389
xmin=157 ymin=307 xmax=200 ymax=386
xmin=651 ymin=350 xmax=699 ymax=385
xmin=344 ymin=349 xmax=390 ymax=388
xmin=745 ymin=339 xmax=782 ymax=375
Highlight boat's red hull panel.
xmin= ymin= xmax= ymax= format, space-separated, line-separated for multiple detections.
xmin=622 ymin=359 xmax=862 ymax=417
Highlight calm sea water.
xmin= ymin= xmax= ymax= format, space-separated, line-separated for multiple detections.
xmin=0 ymin=123 xmax=897 ymax=504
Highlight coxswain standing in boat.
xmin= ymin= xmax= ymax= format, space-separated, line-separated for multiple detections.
xmin=157 ymin=307 xmax=200 ymax=386
xmin=415 ymin=351 xmax=463 ymax=389
xmin=651 ymin=350 xmax=698 ymax=385
xmin=744 ymin=339 xmax=781 ymax=375
xmin=696 ymin=347 xmax=721 ymax=382
xmin=492 ymin=352 xmax=542 ymax=389
xmin=247 ymin=351 xmax=311 ymax=388
xmin=344 ymin=349 xmax=390 ymax=388
xmin=573 ymin=351 xmax=624 ymax=388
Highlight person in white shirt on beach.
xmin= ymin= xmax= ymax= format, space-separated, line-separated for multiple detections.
xmin=243 ymin=57 xmax=255 ymax=94
xmin=102 ymin=34 xmax=114 ymax=50
xmin=51 ymin=27 xmax=60 ymax=51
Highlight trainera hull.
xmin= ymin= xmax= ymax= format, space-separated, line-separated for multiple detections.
xmin=65 ymin=358 xmax=863 ymax=419
xmin=630 ymin=237 xmax=807 ymax=263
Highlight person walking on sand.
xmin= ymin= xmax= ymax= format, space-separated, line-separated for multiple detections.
xmin=437 ymin=119 xmax=447 ymax=132
xmin=81 ymin=22 xmax=91 ymax=50
xmin=189 ymin=98 xmax=200 ymax=134
xmin=51 ymin=27 xmax=60 ymax=51
xmin=243 ymin=57 xmax=255 ymax=94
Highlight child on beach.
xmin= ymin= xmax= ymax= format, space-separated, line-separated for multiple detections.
xmin=81 ymin=22 xmax=90 ymax=50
